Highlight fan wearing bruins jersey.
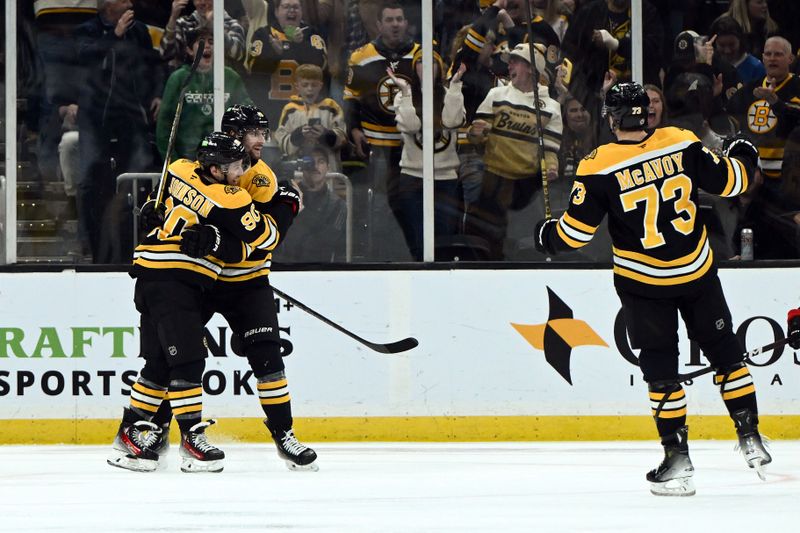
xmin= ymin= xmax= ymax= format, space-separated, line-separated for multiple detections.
xmin=536 ymin=83 xmax=770 ymax=496
xmin=109 ymin=132 xmax=283 ymax=474
xmin=150 ymin=105 xmax=317 ymax=471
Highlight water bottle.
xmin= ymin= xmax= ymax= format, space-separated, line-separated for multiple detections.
xmin=740 ymin=228 xmax=754 ymax=260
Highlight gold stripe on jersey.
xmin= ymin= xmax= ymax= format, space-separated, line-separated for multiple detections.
xmin=134 ymin=243 xmax=225 ymax=279
xmin=613 ymin=238 xmax=714 ymax=286
xmin=613 ymin=227 xmax=708 ymax=268
xmin=721 ymin=157 xmax=748 ymax=196
xmin=218 ymin=259 xmax=273 ymax=282
xmin=556 ymin=212 xmax=597 ymax=248
xmin=465 ymin=28 xmax=486 ymax=52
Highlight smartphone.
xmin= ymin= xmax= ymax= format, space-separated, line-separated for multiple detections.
xmin=561 ymin=58 xmax=573 ymax=85
xmin=308 ymin=118 xmax=321 ymax=127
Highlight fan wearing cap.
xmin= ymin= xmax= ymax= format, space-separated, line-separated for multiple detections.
xmin=465 ymin=42 xmax=562 ymax=260
xmin=156 ymin=29 xmax=253 ymax=161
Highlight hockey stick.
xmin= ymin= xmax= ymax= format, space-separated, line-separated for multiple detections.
xmin=153 ymin=39 xmax=206 ymax=209
xmin=271 ymin=286 xmax=419 ymax=354
xmin=678 ymin=336 xmax=792 ymax=382
xmin=521 ymin=0 xmax=551 ymax=219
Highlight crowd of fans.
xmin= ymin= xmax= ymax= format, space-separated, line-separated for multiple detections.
xmin=16 ymin=0 xmax=800 ymax=263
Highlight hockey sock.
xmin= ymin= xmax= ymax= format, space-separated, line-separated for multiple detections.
xmin=649 ymin=381 xmax=687 ymax=439
xmin=168 ymin=379 xmax=203 ymax=433
xmin=129 ymin=377 xmax=168 ymax=420
xmin=715 ymin=363 xmax=758 ymax=417
xmin=257 ymin=370 xmax=293 ymax=431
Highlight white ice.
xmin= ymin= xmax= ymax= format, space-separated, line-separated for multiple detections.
xmin=1 ymin=441 xmax=798 ymax=532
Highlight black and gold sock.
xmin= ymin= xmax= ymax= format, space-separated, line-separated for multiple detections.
xmin=167 ymin=379 xmax=203 ymax=433
xmin=257 ymin=371 xmax=293 ymax=431
xmin=715 ymin=363 xmax=758 ymax=416
xmin=129 ymin=377 xmax=168 ymax=420
xmin=649 ymin=381 xmax=687 ymax=439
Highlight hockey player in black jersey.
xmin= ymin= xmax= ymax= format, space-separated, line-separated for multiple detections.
xmin=149 ymin=106 xmax=318 ymax=471
xmin=536 ymin=82 xmax=771 ymax=496
xmin=109 ymin=132 xmax=284 ymax=474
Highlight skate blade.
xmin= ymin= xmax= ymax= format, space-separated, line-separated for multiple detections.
xmin=751 ymin=459 xmax=767 ymax=481
xmin=649 ymin=477 xmax=695 ymax=497
xmin=107 ymin=450 xmax=158 ymax=473
xmin=180 ymin=457 xmax=224 ymax=473
xmin=284 ymin=459 xmax=319 ymax=472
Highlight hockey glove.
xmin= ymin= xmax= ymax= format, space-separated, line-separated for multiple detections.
xmin=788 ymin=308 xmax=800 ymax=349
xmin=180 ymin=224 xmax=222 ymax=258
xmin=139 ymin=199 xmax=166 ymax=232
xmin=273 ymin=185 xmax=301 ymax=216
xmin=723 ymin=134 xmax=759 ymax=169
xmin=534 ymin=218 xmax=559 ymax=255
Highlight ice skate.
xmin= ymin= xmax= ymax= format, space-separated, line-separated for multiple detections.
xmin=179 ymin=419 xmax=225 ymax=473
xmin=267 ymin=421 xmax=318 ymax=471
xmin=647 ymin=426 xmax=695 ymax=497
xmin=732 ymin=409 xmax=771 ymax=480
xmin=107 ymin=415 xmax=162 ymax=473
xmin=150 ymin=423 xmax=171 ymax=469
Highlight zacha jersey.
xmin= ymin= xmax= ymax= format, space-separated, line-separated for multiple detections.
xmin=217 ymin=159 xmax=281 ymax=284
xmin=544 ymin=127 xmax=751 ymax=297
xmin=132 ymin=159 xmax=281 ymax=288
xmin=344 ymin=40 xmax=419 ymax=147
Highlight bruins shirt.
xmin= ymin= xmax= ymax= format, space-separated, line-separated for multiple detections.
xmin=542 ymin=127 xmax=752 ymax=297
xmin=245 ymin=23 xmax=328 ymax=125
xmin=344 ymin=39 xmax=419 ymax=148
xmin=132 ymin=159 xmax=281 ymax=288
xmin=727 ymin=74 xmax=800 ymax=179
xmin=216 ymin=159 xmax=282 ymax=284
xmin=474 ymin=83 xmax=562 ymax=179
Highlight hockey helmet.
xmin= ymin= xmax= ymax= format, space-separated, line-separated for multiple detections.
xmin=196 ymin=132 xmax=246 ymax=169
xmin=221 ymin=104 xmax=270 ymax=138
xmin=603 ymin=82 xmax=650 ymax=131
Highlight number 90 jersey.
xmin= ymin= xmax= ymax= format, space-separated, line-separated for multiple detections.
xmin=549 ymin=127 xmax=751 ymax=297
xmin=132 ymin=159 xmax=282 ymax=288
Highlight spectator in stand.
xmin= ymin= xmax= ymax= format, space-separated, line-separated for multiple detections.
xmin=558 ymin=95 xmax=595 ymax=184
xmin=157 ymin=29 xmax=252 ymax=161
xmin=710 ymin=15 xmax=766 ymax=85
xmin=724 ymin=0 xmax=779 ymax=59
xmin=160 ymin=0 xmax=245 ymax=68
xmin=726 ymin=36 xmax=800 ymax=258
xmin=344 ymin=1 xmax=422 ymax=260
xmin=465 ymin=43 xmax=562 ymax=260
xmin=75 ymin=0 xmax=165 ymax=263
xmin=561 ymin=0 xmax=663 ymax=130
xmin=388 ymin=54 xmax=467 ymax=261
xmin=644 ymin=84 xmax=666 ymax=129
xmin=273 ymin=145 xmax=348 ymax=262
xmin=245 ymin=0 xmax=328 ymax=125
xmin=273 ymin=64 xmax=346 ymax=172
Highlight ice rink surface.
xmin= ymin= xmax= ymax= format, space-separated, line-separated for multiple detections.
xmin=1 ymin=441 xmax=798 ymax=533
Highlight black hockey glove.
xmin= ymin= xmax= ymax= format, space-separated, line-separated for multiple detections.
xmin=180 ymin=224 xmax=222 ymax=258
xmin=272 ymin=185 xmax=301 ymax=216
xmin=534 ymin=218 xmax=559 ymax=255
xmin=139 ymin=199 xmax=166 ymax=232
xmin=723 ymin=134 xmax=759 ymax=169
xmin=788 ymin=308 xmax=800 ymax=350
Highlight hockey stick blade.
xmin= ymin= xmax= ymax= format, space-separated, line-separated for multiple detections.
xmin=678 ymin=336 xmax=791 ymax=382
xmin=271 ymin=286 xmax=419 ymax=354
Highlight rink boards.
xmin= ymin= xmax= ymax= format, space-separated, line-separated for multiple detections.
xmin=0 ymin=268 xmax=798 ymax=444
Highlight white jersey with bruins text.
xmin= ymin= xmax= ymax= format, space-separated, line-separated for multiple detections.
xmin=132 ymin=159 xmax=282 ymax=287
xmin=543 ymin=127 xmax=752 ymax=297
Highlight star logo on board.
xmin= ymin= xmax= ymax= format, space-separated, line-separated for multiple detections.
xmin=511 ymin=287 xmax=608 ymax=385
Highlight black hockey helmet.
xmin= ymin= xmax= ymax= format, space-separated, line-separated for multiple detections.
xmin=196 ymin=132 xmax=246 ymax=169
xmin=221 ymin=104 xmax=270 ymax=138
xmin=603 ymin=82 xmax=650 ymax=131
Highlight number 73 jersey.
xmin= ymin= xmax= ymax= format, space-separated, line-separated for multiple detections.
xmin=550 ymin=127 xmax=751 ymax=297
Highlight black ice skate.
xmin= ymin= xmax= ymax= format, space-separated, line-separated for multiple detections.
xmin=107 ymin=414 xmax=162 ymax=473
xmin=267 ymin=421 xmax=318 ymax=471
xmin=179 ymin=419 xmax=225 ymax=473
xmin=732 ymin=408 xmax=771 ymax=480
xmin=647 ymin=426 xmax=695 ymax=497
xmin=150 ymin=423 xmax=170 ymax=467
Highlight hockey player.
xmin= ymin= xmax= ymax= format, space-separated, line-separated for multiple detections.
xmin=150 ymin=105 xmax=318 ymax=471
xmin=109 ymin=132 xmax=283 ymax=474
xmin=535 ymin=82 xmax=770 ymax=496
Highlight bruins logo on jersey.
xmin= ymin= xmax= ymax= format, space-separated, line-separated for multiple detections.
xmin=224 ymin=185 xmax=241 ymax=194
xmin=747 ymin=99 xmax=777 ymax=134
xmin=252 ymin=175 xmax=271 ymax=188
xmin=378 ymin=75 xmax=406 ymax=113
xmin=584 ymin=149 xmax=598 ymax=160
